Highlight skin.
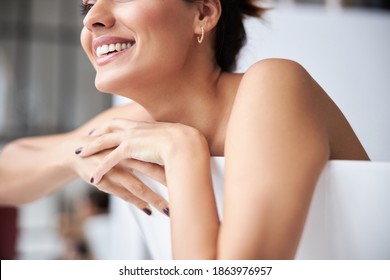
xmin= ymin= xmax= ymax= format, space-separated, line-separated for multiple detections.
xmin=0 ymin=0 xmax=368 ymax=259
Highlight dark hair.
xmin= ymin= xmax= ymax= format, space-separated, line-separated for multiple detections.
xmin=186 ymin=0 xmax=266 ymax=72
xmin=217 ymin=0 xmax=266 ymax=71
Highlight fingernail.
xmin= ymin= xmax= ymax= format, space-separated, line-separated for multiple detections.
xmin=143 ymin=208 xmax=152 ymax=216
xmin=75 ymin=147 xmax=83 ymax=155
xmin=88 ymin=129 xmax=95 ymax=135
xmin=90 ymin=177 xmax=94 ymax=184
xmin=163 ymin=207 xmax=170 ymax=217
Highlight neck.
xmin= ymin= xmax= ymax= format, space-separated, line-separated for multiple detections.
xmin=117 ymin=62 xmax=239 ymax=155
xmin=145 ymin=68 xmax=222 ymax=122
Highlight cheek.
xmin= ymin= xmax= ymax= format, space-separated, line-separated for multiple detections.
xmin=132 ymin=3 xmax=192 ymax=39
xmin=80 ymin=27 xmax=90 ymax=52
xmin=142 ymin=11 xmax=194 ymax=57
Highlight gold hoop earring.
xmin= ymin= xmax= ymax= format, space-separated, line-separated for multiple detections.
xmin=197 ymin=26 xmax=204 ymax=44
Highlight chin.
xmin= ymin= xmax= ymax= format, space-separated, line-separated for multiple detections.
xmin=94 ymin=74 xmax=122 ymax=95
xmin=94 ymin=80 xmax=110 ymax=94
xmin=95 ymin=79 xmax=137 ymax=102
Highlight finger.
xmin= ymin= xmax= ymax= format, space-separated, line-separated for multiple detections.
xmin=79 ymin=133 xmax=122 ymax=157
xmin=110 ymin=167 xmax=169 ymax=215
xmin=90 ymin=119 xmax=139 ymax=137
xmin=94 ymin=177 xmax=153 ymax=216
xmin=92 ymin=144 xmax=128 ymax=184
xmin=122 ymin=159 xmax=167 ymax=186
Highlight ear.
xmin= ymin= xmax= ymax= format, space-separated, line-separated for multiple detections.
xmin=193 ymin=0 xmax=221 ymax=36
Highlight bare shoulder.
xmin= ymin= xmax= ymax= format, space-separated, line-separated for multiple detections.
xmin=239 ymin=58 xmax=314 ymax=96
xmin=245 ymin=58 xmax=308 ymax=75
xmin=232 ymin=58 xmax=322 ymax=125
xmin=230 ymin=58 xmax=369 ymax=160
xmin=232 ymin=59 xmax=320 ymax=122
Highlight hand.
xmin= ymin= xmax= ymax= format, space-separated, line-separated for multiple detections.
xmin=77 ymin=119 xmax=181 ymax=183
xmin=71 ymin=133 xmax=169 ymax=216
xmin=76 ymin=119 xmax=209 ymax=218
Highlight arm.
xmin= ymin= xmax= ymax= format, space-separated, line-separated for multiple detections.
xmin=169 ymin=60 xmax=329 ymax=259
xmin=0 ymin=132 xmax=78 ymax=205
xmin=0 ymin=104 xmax=168 ymax=214
xmin=219 ymin=60 xmax=329 ymax=259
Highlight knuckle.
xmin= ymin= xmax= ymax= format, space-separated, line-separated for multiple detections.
xmin=105 ymin=122 xmax=114 ymax=131
xmin=130 ymin=183 xmax=146 ymax=196
xmin=152 ymin=198 xmax=166 ymax=211
xmin=122 ymin=192 xmax=136 ymax=203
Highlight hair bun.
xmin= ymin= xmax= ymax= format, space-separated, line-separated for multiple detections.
xmin=215 ymin=0 xmax=268 ymax=71
xmin=239 ymin=0 xmax=266 ymax=18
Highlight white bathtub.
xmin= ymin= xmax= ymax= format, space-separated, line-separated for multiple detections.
xmin=108 ymin=159 xmax=390 ymax=260
xmin=296 ymin=160 xmax=390 ymax=259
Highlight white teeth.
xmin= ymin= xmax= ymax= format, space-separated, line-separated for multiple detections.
xmin=100 ymin=45 xmax=109 ymax=56
xmin=108 ymin=44 xmax=116 ymax=52
xmin=95 ymin=42 xmax=134 ymax=57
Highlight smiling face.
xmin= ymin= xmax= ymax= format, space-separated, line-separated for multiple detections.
xmin=80 ymin=0 xmax=198 ymax=96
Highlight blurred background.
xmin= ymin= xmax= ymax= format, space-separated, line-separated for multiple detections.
xmin=0 ymin=0 xmax=389 ymax=259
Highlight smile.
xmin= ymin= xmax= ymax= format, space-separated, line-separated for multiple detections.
xmin=95 ymin=41 xmax=135 ymax=57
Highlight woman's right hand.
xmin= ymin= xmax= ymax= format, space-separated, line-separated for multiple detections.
xmin=68 ymin=135 xmax=169 ymax=216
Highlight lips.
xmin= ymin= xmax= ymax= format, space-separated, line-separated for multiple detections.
xmin=93 ymin=37 xmax=136 ymax=58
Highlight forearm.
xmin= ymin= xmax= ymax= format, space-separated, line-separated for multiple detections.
xmin=165 ymin=130 xmax=219 ymax=259
xmin=0 ymin=104 xmax=140 ymax=206
xmin=0 ymin=135 xmax=77 ymax=205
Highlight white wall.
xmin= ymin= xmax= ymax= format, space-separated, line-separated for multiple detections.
xmin=237 ymin=5 xmax=390 ymax=160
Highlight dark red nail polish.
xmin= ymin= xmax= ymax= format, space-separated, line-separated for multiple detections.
xmin=90 ymin=177 xmax=94 ymax=184
xmin=143 ymin=208 xmax=152 ymax=216
xmin=163 ymin=207 xmax=170 ymax=217
xmin=75 ymin=147 xmax=83 ymax=154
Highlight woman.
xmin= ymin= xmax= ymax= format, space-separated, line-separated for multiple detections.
xmin=0 ymin=0 xmax=368 ymax=259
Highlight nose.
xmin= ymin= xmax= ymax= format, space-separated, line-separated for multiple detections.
xmin=83 ymin=1 xmax=115 ymax=32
